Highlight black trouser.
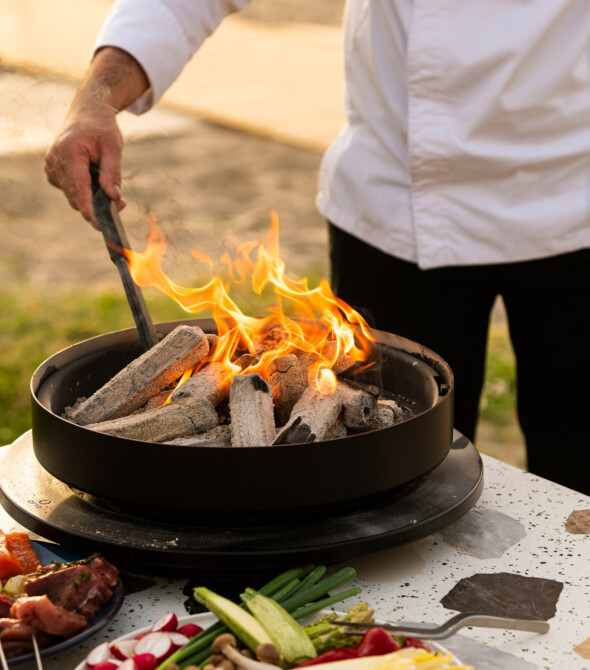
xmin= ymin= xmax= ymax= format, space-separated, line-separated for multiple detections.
xmin=329 ymin=223 xmax=590 ymax=495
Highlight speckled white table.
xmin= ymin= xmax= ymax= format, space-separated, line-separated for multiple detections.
xmin=1 ymin=452 xmax=589 ymax=670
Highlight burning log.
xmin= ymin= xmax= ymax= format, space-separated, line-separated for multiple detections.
xmin=166 ymin=424 xmax=232 ymax=447
xmin=267 ymin=342 xmax=361 ymax=426
xmin=85 ymin=397 xmax=218 ymax=442
xmin=322 ymin=340 xmax=358 ymax=375
xmin=338 ymin=379 xmax=379 ymax=430
xmin=253 ymin=326 xmax=288 ymax=354
xmin=268 ymin=354 xmax=311 ymax=426
xmin=273 ymin=385 xmax=342 ymax=445
xmin=229 ymin=373 xmax=276 ymax=447
xmin=234 ymin=352 xmax=260 ymax=369
xmin=70 ymin=325 xmax=210 ymax=426
xmin=206 ymin=333 xmax=219 ymax=352
xmin=170 ymin=361 xmax=233 ymax=407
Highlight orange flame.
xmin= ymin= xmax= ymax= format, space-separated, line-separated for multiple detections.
xmin=123 ymin=212 xmax=375 ymax=392
xmin=164 ymin=368 xmax=193 ymax=405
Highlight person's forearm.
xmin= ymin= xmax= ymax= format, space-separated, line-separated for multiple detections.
xmin=75 ymin=46 xmax=150 ymax=114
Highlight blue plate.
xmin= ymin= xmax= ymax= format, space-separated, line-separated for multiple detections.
xmin=6 ymin=540 xmax=124 ymax=667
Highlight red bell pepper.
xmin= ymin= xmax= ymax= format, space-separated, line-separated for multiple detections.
xmin=403 ymin=637 xmax=431 ymax=651
xmin=297 ymin=627 xmax=401 ymax=667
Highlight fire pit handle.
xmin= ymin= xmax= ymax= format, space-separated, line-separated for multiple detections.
xmin=90 ymin=163 xmax=160 ymax=351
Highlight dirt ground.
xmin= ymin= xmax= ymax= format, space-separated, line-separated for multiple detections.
xmin=0 ymin=0 xmax=347 ymax=292
xmin=0 ymin=118 xmax=329 ymax=291
xmin=240 ymin=0 xmax=345 ymax=25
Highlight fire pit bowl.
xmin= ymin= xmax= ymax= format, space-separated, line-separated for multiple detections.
xmin=31 ymin=318 xmax=453 ymax=523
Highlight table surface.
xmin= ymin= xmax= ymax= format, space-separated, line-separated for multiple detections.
xmin=1 ymin=448 xmax=589 ymax=670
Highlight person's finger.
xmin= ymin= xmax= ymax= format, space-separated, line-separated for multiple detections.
xmin=97 ymin=135 xmax=124 ymax=208
xmin=115 ymin=197 xmax=127 ymax=212
xmin=75 ymin=174 xmax=95 ymax=224
xmin=44 ymin=147 xmax=64 ymax=189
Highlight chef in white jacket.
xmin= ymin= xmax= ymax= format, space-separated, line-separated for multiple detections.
xmin=45 ymin=0 xmax=590 ymax=495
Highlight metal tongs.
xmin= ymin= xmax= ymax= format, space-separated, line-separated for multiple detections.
xmin=332 ymin=612 xmax=550 ymax=640
xmin=0 ymin=634 xmax=43 ymax=669
xmin=89 ymin=163 xmax=159 ymax=352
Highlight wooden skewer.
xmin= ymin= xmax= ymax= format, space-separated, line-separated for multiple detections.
xmin=0 ymin=633 xmax=44 ymax=669
xmin=0 ymin=639 xmax=10 ymax=670
xmin=31 ymin=633 xmax=44 ymax=669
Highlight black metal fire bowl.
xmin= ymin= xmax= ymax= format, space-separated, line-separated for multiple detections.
xmin=31 ymin=319 xmax=454 ymax=523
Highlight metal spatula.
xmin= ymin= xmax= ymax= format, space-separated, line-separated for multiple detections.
xmin=90 ymin=163 xmax=159 ymax=351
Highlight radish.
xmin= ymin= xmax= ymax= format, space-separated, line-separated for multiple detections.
xmin=150 ymin=611 xmax=177 ymax=632
xmin=169 ymin=632 xmax=189 ymax=648
xmin=86 ymin=642 xmax=113 ymax=667
xmin=133 ymin=631 xmax=151 ymax=641
xmin=118 ymin=661 xmax=137 ymax=670
xmin=111 ymin=639 xmax=138 ymax=660
xmin=93 ymin=662 xmax=122 ymax=670
xmin=177 ymin=623 xmax=203 ymax=638
xmin=133 ymin=632 xmax=174 ymax=661
xmin=132 ymin=654 xmax=158 ymax=670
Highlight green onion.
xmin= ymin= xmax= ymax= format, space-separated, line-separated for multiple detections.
xmin=290 ymin=587 xmax=363 ymax=620
xmin=259 ymin=565 xmax=316 ymax=597
xmin=280 ymin=567 xmax=357 ymax=613
xmin=257 ymin=576 xmax=302 ymax=604
xmin=157 ymin=565 xmax=359 ymax=670
xmin=277 ymin=565 xmax=326 ymax=604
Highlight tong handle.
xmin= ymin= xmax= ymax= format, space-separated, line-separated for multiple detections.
xmin=333 ymin=612 xmax=550 ymax=640
xmin=90 ymin=163 xmax=130 ymax=260
xmin=90 ymin=163 xmax=159 ymax=351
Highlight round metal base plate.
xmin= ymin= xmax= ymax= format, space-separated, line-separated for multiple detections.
xmin=0 ymin=431 xmax=483 ymax=576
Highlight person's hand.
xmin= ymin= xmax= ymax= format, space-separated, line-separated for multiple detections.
xmin=44 ymin=101 xmax=125 ymax=228
xmin=44 ymin=47 xmax=149 ymax=227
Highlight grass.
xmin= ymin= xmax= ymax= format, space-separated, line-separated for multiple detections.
xmin=0 ymin=287 xmax=526 ymax=469
xmin=0 ymin=288 xmax=185 ymax=445
xmin=479 ymin=323 xmax=518 ymax=426
xmin=476 ymin=320 xmax=527 ymax=469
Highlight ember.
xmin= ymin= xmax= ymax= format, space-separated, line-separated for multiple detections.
xmin=67 ymin=215 xmax=406 ymax=445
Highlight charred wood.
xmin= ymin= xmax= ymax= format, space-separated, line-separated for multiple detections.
xmin=337 ymin=378 xmax=379 ymax=430
xmin=70 ymin=325 xmax=210 ymax=425
xmin=206 ymin=333 xmax=219 ymax=352
xmin=268 ymin=354 xmax=311 ymax=426
xmin=273 ymin=385 xmax=342 ymax=445
xmin=229 ymin=373 xmax=276 ymax=447
xmin=234 ymin=352 xmax=261 ymax=370
xmin=370 ymin=398 xmax=404 ymax=430
xmin=321 ymin=340 xmax=358 ymax=375
xmin=166 ymin=424 xmax=232 ymax=447
xmin=86 ymin=396 xmax=218 ymax=442
xmin=325 ymin=418 xmax=348 ymax=439
xmin=170 ymin=361 xmax=233 ymax=407
xmin=144 ymin=391 xmax=171 ymax=409
xmin=253 ymin=326 xmax=288 ymax=354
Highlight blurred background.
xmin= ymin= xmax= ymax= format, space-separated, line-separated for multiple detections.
xmin=0 ymin=0 xmax=525 ymax=466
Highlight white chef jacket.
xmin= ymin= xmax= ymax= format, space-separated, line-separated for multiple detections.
xmin=95 ymin=0 xmax=590 ymax=269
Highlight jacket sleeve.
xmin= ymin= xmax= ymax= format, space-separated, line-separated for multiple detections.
xmin=92 ymin=0 xmax=252 ymax=113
